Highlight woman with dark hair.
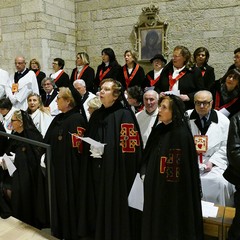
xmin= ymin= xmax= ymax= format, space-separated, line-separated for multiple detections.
xmin=44 ymin=87 xmax=86 ymax=240
xmin=70 ymin=52 xmax=95 ymax=92
xmin=126 ymin=85 xmax=144 ymax=113
xmin=117 ymin=50 xmax=145 ymax=91
xmin=141 ymin=95 xmax=204 ymax=240
xmin=78 ymin=78 xmax=143 ymax=240
xmin=0 ymin=110 xmax=48 ymax=228
xmin=155 ymin=45 xmax=204 ymax=110
xmin=94 ymin=48 xmax=121 ymax=93
xmin=193 ymin=47 xmax=215 ymax=90
xmin=211 ymin=68 xmax=240 ymax=118
xmin=29 ymin=58 xmax=46 ymax=95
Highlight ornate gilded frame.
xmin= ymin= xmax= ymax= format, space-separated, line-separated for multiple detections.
xmin=134 ymin=5 xmax=169 ymax=61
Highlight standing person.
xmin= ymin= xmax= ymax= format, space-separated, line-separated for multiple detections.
xmin=227 ymin=47 xmax=240 ymax=72
xmin=141 ymin=95 xmax=204 ymax=240
xmin=29 ymin=58 xmax=46 ymax=95
xmin=136 ymin=89 xmax=159 ymax=148
xmin=70 ymin=52 xmax=95 ymax=92
xmin=224 ymin=111 xmax=240 ymax=240
xmin=44 ymin=87 xmax=86 ymax=240
xmin=143 ymin=54 xmax=167 ymax=89
xmin=0 ymin=67 xmax=9 ymax=99
xmin=187 ymin=90 xmax=234 ymax=206
xmin=27 ymin=93 xmax=53 ymax=137
xmin=5 ymin=56 xmax=39 ymax=110
xmin=0 ymin=110 xmax=48 ymax=228
xmin=50 ymin=58 xmax=70 ymax=88
xmin=41 ymin=77 xmax=60 ymax=117
xmin=78 ymin=78 xmax=142 ymax=240
xmin=211 ymin=68 xmax=240 ymax=118
xmin=117 ymin=50 xmax=145 ymax=91
xmin=94 ymin=48 xmax=121 ymax=93
xmin=193 ymin=47 xmax=215 ymax=90
xmin=154 ymin=45 xmax=204 ymax=110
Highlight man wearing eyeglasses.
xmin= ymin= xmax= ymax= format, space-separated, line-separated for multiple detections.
xmin=4 ymin=56 xmax=39 ymax=110
xmin=187 ymin=90 xmax=235 ymax=206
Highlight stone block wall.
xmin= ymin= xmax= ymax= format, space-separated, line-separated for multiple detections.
xmin=0 ymin=0 xmax=239 ymax=79
xmin=0 ymin=0 xmax=76 ymax=76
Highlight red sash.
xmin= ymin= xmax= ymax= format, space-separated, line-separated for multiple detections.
xmin=74 ymin=65 xmax=89 ymax=81
xmin=124 ymin=64 xmax=139 ymax=88
xmin=99 ymin=67 xmax=111 ymax=81
xmin=169 ymin=71 xmax=186 ymax=90
xmin=35 ymin=70 xmax=40 ymax=77
xmin=54 ymin=70 xmax=64 ymax=83
xmin=201 ymin=69 xmax=206 ymax=77
xmin=147 ymin=74 xmax=160 ymax=86
xmin=214 ymin=91 xmax=239 ymax=110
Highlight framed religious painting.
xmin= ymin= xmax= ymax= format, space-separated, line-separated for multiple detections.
xmin=134 ymin=4 xmax=169 ymax=61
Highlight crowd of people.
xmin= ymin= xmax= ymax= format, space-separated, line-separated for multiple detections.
xmin=0 ymin=45 xmax=239 ymax=240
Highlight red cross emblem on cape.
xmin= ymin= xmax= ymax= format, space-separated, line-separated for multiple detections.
xmin=71 ymin=127 xmax=85 ymax=153
xmin=160 ymin=149 xmax=181 ymax=182
xmin=119 ymin=123 xmax=140 ymax=153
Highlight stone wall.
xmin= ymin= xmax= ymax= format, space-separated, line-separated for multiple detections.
xmin=75 ymin=0 xmax=240 ymax=79
xmin=0 ymin=0 xmax=239 ymax=79
xmin=0 ymin=0 xmax=76 ymax=76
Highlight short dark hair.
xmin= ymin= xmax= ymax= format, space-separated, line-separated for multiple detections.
xmin=234 ymin=48 xmax=240 ymax=54
xmin=0 ymin=98 xmax=12 ymax=110
xmin=54 ymin=58 xmax=65 ymax=69
xmin=127 ymin=86 xmax=143 ymax=103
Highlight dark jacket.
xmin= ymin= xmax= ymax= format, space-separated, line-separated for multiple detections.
xmin=224 ymin=112 xmax=240 ymax=185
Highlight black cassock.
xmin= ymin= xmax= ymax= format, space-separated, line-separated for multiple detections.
xmin=44 ymin=108 xmax=86 ymax=240
xmin=78 ymin=100 xmax=142 ymax=240
xmin=141 ymin=122 xmax=204 ymax=240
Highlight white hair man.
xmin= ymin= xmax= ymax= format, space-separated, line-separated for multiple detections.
xmin=136 ymin=89 xmax=159 ymax=148
xmin=5 ymin=56 xmax=39 ymax=110
xmin=187 ymin=90 xmax=235 ymax=206
xmin=73 ymin=79 xmax=96 ymax=121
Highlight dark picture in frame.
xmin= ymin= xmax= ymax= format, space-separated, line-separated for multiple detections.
xmin=139 ymin=27 xmax=163 ymax=61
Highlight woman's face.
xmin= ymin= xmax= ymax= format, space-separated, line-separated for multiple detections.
xmin=102 ymin=52 xmax=110 ymax=63
xmin=30 ymin=62 xmax=39 ymax=70
xmin=158 ymin=98 xmax=172 ymax=125
xmin=172 ymin=49 xmax=186 ymax=69
xmin=11 ymin=114 xmax=23 ymax=133
xmin=76 ymin=54 xmax=84 ymax=66
xmin=99 ymin=81 xmax=118 ymax=108
xmin=195 ymin=51 xmax=207 ymax=66
xmin=125 ymin=52 xmax=134 ymax=65
xmin=56 ymin=93 xmax=70 ymax=113
xmin=28 ymin=96 xmax=40 ymax=113
xmin=225 ymin=74 xmax=239 ymax=92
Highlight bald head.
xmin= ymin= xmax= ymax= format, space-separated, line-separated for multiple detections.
xmin=15 ymin=56 xmax=26 ymax=72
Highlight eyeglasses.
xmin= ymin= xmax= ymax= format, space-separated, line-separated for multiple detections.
xmin=194 ymin=100 xmax=212 ymax=107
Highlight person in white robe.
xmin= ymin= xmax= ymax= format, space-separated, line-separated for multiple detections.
xmin=136 ymin=89 xmax=159 ymax=148
xmin=0 ymin=69 xmax=9 ymax=99
xmin=27 ymin=93 xmax=52 ymax=137
xmin=0 ymin=98 xmax=18 ymax=134
xmin=187 ymin=90 xmax=235 ymax=206
xmin=73 ymin=79 xmax=96 ymax=121
xmin=5 ymin=56 xmax=39 ymax=110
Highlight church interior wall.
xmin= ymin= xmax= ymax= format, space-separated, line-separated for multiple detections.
xmin=0 ymin=0 xmax=239 ymax=79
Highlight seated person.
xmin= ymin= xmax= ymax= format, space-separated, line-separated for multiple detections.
xmin=187 ymin=90 xmax=235 ymax=206
xmin=211 ymin=68 xmax=240 ymax=118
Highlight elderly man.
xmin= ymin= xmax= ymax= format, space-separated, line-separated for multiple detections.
xmin=5 ymin=56 xmax=39 ymax=110
xmin=73 ymin=79 xmax=96 ymax=121
xmin=136 ymin=89 xmax=159 ymax=148
xmin=187 ymin=90 xmax=235 ymax=206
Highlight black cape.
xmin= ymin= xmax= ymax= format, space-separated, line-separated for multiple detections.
xmin=78 ymin=100 xmax=142 ymax=240
xmin=44 ymin=108 xmax=86 ymax=240
xmin=141 ymin=122 xmax=204 ymax=240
